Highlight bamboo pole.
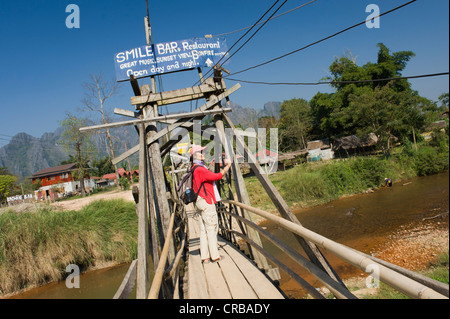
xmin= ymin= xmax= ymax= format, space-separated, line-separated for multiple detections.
xmin=148 ymin=205 xmax=176 ymax=299
xmin=79 ymin=108 xmax=232 ymax=132
xmin=220 ymin=210 xmax=357 ymax=299
xmin=222 ymin=114 xmax=344 ymax=285
xmin=225 ymin=200 xmax=448 ymax=299
xmin=136 ymin=122 xmax=150 ymax=299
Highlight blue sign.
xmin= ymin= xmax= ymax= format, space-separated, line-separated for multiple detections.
xmin=114 ymin=37 xmax=228 ymax=82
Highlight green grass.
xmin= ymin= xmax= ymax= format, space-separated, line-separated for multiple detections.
xmin=0 ymin=199 xmax=138 ymax=296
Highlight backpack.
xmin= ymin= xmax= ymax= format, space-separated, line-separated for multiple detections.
xmin=177 ymin=165 xmax=206 ymax=205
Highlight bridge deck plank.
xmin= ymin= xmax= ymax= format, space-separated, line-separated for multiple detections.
xmin=186 ymin=209 xmax=284 ymax=299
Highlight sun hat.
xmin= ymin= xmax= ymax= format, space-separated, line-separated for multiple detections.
xmin=190 ymin=144 xmax=207 ymax=156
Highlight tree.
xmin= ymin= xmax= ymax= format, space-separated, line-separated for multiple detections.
xmin=0 ymin=167 xmax=11 ymax=176
xmin=310 ymin=43 xmax=438 ymax=156
xmin=80 ymin=73 xmax=120 ymax=189
xmin=91 ymin=156 xmax=115 ymax=177
xmin=278 ymin=98 xmax=312 ymax=151
xmin=59 ymin=114 xmax=94 ymax=197
xmin=0 ymin=174 xmax=16 ymax=203
xmin=438 ymin=93 xmax=449 ymax=112
xmin=346 ymin=84 xmax=426 ymax=156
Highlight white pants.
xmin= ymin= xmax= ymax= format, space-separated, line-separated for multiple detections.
xmin=195 ymin=196 xmax=220 ymax=260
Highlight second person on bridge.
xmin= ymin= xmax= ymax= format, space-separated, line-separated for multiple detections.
xmin=191 ymin=144 xmax=232 ymax=264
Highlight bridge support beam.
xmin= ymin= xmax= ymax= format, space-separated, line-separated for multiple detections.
xmin=213 ymin=107 xmax=280 ymax=280
xmin=223 ymin=113 xmax=346 ymax=287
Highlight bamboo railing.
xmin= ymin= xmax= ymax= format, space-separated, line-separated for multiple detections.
xmin=221 ymin=200 xmax=449 ymax=299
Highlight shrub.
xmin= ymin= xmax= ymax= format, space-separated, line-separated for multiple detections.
xmin=414 ymin=147 xmax=448 ymax=176
xmin=119 ymin=176 xmax=130 ymax=190
xmin=281 ymin=169 xmax=333 ymax=205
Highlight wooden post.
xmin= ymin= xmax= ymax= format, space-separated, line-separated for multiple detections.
xmin=142 ymin=81 xmax=176 ymax=296
xmin=213 ymin=105 xmax=280 ymax=280
xmin=223 ymin=113 xmax=346 ymax=286
xmin=136 ymin=122 xmax=150 ymax=299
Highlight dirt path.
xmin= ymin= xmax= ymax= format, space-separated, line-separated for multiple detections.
xmin=50 ymin=188 xmax=135 ymax=211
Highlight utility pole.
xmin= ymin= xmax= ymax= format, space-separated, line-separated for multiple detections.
xmin=145 ymin=0 xmax=152 ymax=45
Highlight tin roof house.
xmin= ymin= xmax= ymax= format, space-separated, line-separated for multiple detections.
xmin=32 ymin=163 xmax=96 ymax=200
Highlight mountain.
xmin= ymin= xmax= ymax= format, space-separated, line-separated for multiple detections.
xmin=0 ymin=101 xmax=281 ymax=178
xmin=227 ymin=101 xmax=259 ymax=129
xmin=0 ymin=129 xmax=67 ymax=180
xmin=227 ymin=101 xmax=281 ymax=128
xmin=0 ymin=125 xmax=139 ymax=179
xmin=259 ymin=101 xmax=281 ymax=120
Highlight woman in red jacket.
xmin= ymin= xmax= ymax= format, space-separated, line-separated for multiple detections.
xmin=191 ymin=145 xmax=231 ymax=264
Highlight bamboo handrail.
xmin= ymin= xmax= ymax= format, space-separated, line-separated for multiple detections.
xmin=164 ymin=228 xmax=186 ymax=279
xmin=148 ymin=205 xmax=177 ymax=299
xmin=224 ymin=200 xmax=448 ymax=299
xmin=219 ymin=209 xmax=357 ymax=299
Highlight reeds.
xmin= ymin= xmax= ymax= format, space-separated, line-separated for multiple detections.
xmin=0 ymin=199 xmax=137 ymax=296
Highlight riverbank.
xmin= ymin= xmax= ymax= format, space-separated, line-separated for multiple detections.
xmin=342 ymin=217 xmax=449 ymax=299
xmin=244 ymin=145 xmax=449 ymax=220
xmin=0 ymin=199 xmax=138 ymax=297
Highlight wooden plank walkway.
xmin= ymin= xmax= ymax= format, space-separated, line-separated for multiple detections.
xmin=184 ymin=205 xmax=284 ymax=299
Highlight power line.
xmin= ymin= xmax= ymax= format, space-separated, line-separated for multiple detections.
xmin=192 ymin=0 xmax=286 ymax=87
xmin=213 ymin=0 xmax=317 ymax=37
xmin=225 ymin=0 xmax=417 ymax=78
xmin=217 ymin=0 xmax=289 ymax=71
xmin=226 ymin=72 xmax=450 ymax=86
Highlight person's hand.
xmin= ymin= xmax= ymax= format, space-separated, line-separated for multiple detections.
xmin=224 ymin=158 xmax=232 ymax=166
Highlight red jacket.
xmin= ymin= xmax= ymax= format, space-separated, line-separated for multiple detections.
xmin=192 ymin=165 xmax=223 ymax=204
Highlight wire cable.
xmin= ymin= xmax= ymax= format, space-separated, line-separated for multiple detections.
xmin=213 ymin=0 xmax=317 ymax=37
xmin=192 ymin=0 xmax=285 ymax=87
xmin=226 ymin=72 xmax=450 ymax=86
xmin=217 ymin=0 xmax=289 ymax=71
xmin=225 ymin=0 xmax=417 ymax=78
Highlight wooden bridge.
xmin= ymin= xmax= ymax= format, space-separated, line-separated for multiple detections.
xmin=81 ymin=61 xmax=449 ymax=300
xmin=184 ymin=204 xmax=284 ymax=299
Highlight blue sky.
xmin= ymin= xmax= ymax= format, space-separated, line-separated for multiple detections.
xmin=0 ymin=0 xmax=448 ymax=143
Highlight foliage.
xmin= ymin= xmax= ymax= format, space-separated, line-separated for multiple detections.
xmin=438 ymin=93 xmax=449 ymax=111
xmin=308 ymin=43 xmax=439 ymax=157
xmin=91 ymin=156 xmax=115 ymax=177
xmin=0 ymin=199 xmax=137 ymax=295
xmin=32 ymin=178 xmax=42 ymax=191
xmin=413 ymin=146 xmax=449 ymax=176
xmin=59 ymin=114 xmax=95 ymax=196
xmin=119 ymin=176 xmax=130 ymax=190
xmin=0 ymin=174 xmax=17 ymax=203
xmin=278 ymin=98 xmax=312 ymax=151
xmin=0 ymin=167 xmax=11 ymax=176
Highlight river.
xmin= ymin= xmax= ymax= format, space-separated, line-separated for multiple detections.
xmin=261 ymin=172 xmax=449 ymax=298
xmin=7 ymin=172 xmax=449 ymax=299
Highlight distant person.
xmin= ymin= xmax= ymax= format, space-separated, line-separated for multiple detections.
xmin=384 ymin=177 xmax=392 ymax=187
xmin=191 ymin=145 xmax=231 ymax=264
